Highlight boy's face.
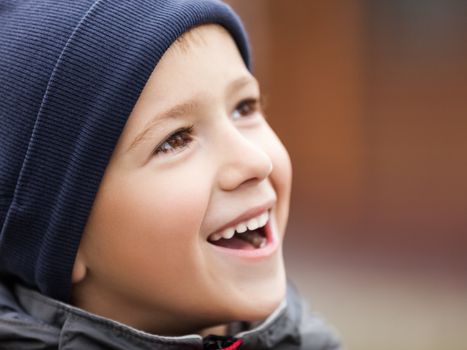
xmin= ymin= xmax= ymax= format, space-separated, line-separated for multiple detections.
xmin=73 ymin=24 xmax=292 ymax=335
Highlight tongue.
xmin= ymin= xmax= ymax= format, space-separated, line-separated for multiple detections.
xmin=210 ymin=229 xmax=266 ymax=250
xmin=213 ymin=236 xmax=257 ymax=250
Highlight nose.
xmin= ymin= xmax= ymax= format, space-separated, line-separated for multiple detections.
xmin=216 ymin=126 xmax=273 ymax=191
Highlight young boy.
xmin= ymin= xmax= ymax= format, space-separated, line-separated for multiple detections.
xmin=0 ymin=0 xmax=342 ymax=349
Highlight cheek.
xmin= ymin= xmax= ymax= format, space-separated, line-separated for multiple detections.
xmin=262 ymin=126 xmax=293 ymax=236
xmin=268 ymin=130 xmax=292 ymax=190
xmin=82 ymin=167 xmax=211 ymax=287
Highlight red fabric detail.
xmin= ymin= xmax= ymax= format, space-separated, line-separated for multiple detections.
xmin=221 ymin=338 xmax=243 ymax=350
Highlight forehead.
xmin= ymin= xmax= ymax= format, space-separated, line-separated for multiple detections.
xmin=144 ymin=23 xmax=253 ymax=110
xmin=159 ymin=24 xmax=249 ymax=86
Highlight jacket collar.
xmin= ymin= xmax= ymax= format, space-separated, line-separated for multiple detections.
xmin=0 ymin=281 xmax=302 ymax=349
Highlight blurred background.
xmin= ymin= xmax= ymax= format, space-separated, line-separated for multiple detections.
xmin=226 ymin=1 xmax=467 ymax=349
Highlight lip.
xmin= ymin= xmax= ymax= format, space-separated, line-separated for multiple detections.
xmin=208 ymin=199 xmax=276 ymax=237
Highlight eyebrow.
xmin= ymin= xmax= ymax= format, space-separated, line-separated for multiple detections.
xmin=127 ymin=75 xmax=258 ymax=152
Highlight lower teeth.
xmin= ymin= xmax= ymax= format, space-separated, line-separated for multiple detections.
xmin=237 ymin=230 xmax=267 ymax=249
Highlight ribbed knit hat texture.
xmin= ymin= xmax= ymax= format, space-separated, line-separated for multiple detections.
xmin=0 ymin=0 xmax=250 ymax=302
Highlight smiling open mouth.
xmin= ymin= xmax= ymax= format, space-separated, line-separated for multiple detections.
xmin=207 ymin=211 xmax=269 ymax=250
xmin=208 ymin=227 xmax=267 ymax=250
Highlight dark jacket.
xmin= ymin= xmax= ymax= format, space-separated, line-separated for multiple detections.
xmin=0 ymin=280 xmax=341 ymax=350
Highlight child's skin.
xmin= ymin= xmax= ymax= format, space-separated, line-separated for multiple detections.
xmin=71 ymin=24 xmax=292 ymax=336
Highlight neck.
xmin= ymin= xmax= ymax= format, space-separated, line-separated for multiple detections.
xmin=199 ymin=324 xmax=228 ymax=337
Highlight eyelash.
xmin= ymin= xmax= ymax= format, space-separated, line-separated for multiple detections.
xmin=232 ymin=97 xmax=263 ymax=121
xmin=153 ymin=125 xmax=194 ymax=156
xmin=153 ymin=97 xmax=263 ymax=156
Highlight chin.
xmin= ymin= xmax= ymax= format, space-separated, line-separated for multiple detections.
xmin=227 ymin=264 xmax=287 ymax=323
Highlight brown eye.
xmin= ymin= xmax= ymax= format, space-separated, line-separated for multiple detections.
xmin=232 ymin=98 xmax=261 ymax=121
xmin=154 ymin=126 xmax=194 ymax=156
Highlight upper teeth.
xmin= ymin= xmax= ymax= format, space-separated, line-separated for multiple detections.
xmin=209 ymin=211 xmax=269 ymax=241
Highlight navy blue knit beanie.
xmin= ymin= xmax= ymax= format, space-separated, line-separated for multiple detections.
xmin=0 ymin=0 xmax=250 ymax=302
